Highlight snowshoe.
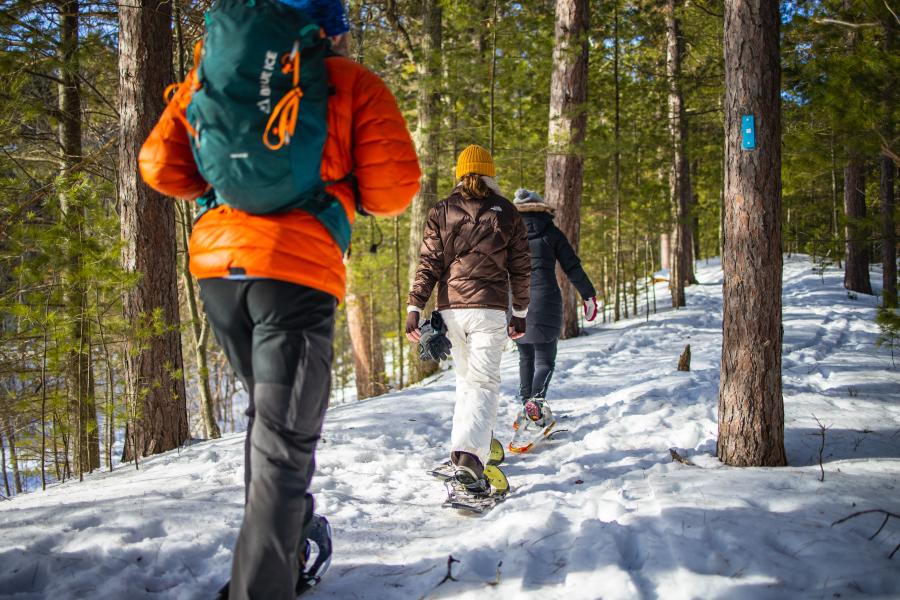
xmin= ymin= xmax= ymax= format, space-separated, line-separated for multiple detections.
xmin=214 ymin=514 xmax=332 ymax=599
xmin=509 ymin=402 xmax=556 ymax=454
xmin=297 ymin=514 xmax=332 ymax=592
xmin=443 ymin=464 xmax=509 ymax=514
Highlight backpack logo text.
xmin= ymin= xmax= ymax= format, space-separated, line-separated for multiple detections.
xmin=257 ymin=50 xmax=278 ymax=114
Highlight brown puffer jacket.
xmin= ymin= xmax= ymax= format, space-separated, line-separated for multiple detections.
xmin=409 ymin=189 xmax=531 ymax=313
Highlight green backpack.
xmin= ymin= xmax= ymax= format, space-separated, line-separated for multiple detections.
xmin=186 ymin=0 xmax=351 ymax=251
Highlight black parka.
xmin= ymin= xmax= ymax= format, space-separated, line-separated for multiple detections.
xmin=516 ymin=206 xmax=596 ymax=344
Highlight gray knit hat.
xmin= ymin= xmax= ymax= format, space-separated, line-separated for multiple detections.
xmin=514 ymin=188 xmax=543 ymax=204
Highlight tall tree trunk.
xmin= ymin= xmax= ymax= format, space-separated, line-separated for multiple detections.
xmin=882 ymin=154 xmax=896 ymax=307
xmin=1 ymin=432 xmax=9 ymax=497
xmin=177 ymin=203 xmax=220 ymax=439
xmin=4 ymin=417 xmax=23 ymax=493
xmin=394 ymin=217 xmax=404 ymax=388
xmin=843 ymin=157 xmax=873 ymax=295
xmin=57 ymin=0 xmax=100 ymax=475
xmin=405 ymin=0 xmax=442 ymax=384
xmin=118 ymin=0 xmax=189 ymax=461
xmin=665 ymin=0 xmax=692 ymax=307
xmin=58 ymin=0 xmax=99 ymax=475
xmin=545 ymin=0 xmax=589 ymax=339
xmin=879 ymin=18 xmax=896 ymax=307
xmin=613 ymin=0 xmax=622 ymax=323
xmin=830 ymin=132 xmax=841 ymax=266
xmin=488 ymin=0 xmax=498 ymax=154
xmin=718 ymin=0 xmax=786 ymax=467
xmin=346 ymin=274 xmax=387 ymax=400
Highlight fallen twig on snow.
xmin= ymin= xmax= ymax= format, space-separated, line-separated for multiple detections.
xmin=419 ymin=555 xmax=459 ymax=599
xmin=669 ymin=448 xmax=697 ymax=466
xmin=832 ymin=509 xmax=900 ymax=559
xmin=487 ymin=561 xmax=503 ymax=587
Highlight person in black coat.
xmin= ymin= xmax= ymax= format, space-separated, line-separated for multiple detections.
xmin=512 ymin=189 xmax=598 ymax=424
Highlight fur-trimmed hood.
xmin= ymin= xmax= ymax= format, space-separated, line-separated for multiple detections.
xmin=515 ymin=201 xmax=555 ymax=215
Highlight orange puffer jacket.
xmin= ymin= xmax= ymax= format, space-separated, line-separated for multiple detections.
xmin=187 ymin=56 xmax=420 ymax=302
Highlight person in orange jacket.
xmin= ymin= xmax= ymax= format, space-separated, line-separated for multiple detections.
xmin=142 ymin=2 xmax=420 ymax=597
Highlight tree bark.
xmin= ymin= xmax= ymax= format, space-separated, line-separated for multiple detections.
xmin=346 ymin=277 xmax=387 ymax=400
xmin=4 ymin=417 xmax=23 ymax=493
xmin=843 ymin=157 xmax=873 ymax=295
xmin=879 ymin=15 xmax=896 ymax=307
xmin=177 ymin=203 xmax=220 ymax=439
xmin=613 ymin=0 xmax=622 ymax=323
xmin=118 ymin=0 xmax=189 ymax=461
xmin=881 ymin=154 xmax=896 ymax=307
xmin=665 ymin=0 xmax=692 ymax=307
xmin=405 ymin=0 xmax=442 ymax=384
xmin=0 ymin=432 xmax=9 ymax=497
xmin=57 ymin=0 xmax=100 ymax=475
xmin=718 ymin=0 xmax=787 ymax=467
xmin=545 ymin=0 xmax=589 ymax=339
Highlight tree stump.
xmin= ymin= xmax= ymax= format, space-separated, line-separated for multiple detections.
xmin=677 ymin=344 xmax=691 ymax=371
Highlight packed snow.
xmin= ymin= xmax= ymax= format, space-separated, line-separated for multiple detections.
xmin=1 ymin=256 xmax=898 ymax=599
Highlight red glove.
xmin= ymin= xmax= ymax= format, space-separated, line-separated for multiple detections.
xmin=583 ymin=296 xmax=598 ymax=322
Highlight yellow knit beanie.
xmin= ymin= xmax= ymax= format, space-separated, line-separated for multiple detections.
xmin=455 ymin=144 xmax=495 ymax=180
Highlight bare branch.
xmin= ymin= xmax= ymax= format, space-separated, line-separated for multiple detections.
xmin=832 ymin=509 xmax=900 ymax=559
xmin=814 ymin=18 xmax=880 ymax=28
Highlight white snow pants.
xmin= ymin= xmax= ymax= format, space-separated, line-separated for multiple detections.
xmin=442 ymin=308 xmax=509 ymax=466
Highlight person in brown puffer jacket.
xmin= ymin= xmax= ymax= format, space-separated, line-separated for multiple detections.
xmin=406 ymin=144 xmax=531 ymax=494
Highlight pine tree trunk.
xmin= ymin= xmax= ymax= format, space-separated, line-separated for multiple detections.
xmin=177 ymin=203 xmax=220 ymax=439
xmin=118 ymin=0 xmax=189 ymax=462
xmin=0 ymin=432 xmax=9 ymax=497
xmin=660 ymin=233 xmax=671 ymax=270
xmin=394 ymin=217 xmax=405 ymax=388
xmin=4 ymin=417 xmax=23 ymax=493
xmin=843 ymin=157 xmax=873 ymax=295
xmin=346 ymin=269 xmax=387 ymax=400
xmin=406 ymin=0 xmax=442 ymax=384
xmin=545 ymin=0 xmax=589 ymax=339
xmin=881 ymin=154 xmax=896 ymax=307
xmin=718 ymin=0 xmax=786 ymax=467
xmin=665 ymin=0 xmax=692 ymax=308
xmin=613 ymin=0 xmax=622 ymax=323
xmin=57 ymin=0 xmax=100 ymax=475
xmin=880 ymin=15 xmax=896 ymax=308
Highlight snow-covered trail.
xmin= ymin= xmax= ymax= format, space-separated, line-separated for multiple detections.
xmin=2 ymin=257 xmax=899 ymax=599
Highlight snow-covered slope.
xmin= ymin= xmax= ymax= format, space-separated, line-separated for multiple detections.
xmin=2 ymin=257 xmax=899 ymax=599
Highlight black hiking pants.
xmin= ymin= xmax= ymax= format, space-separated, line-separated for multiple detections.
xmin=199 ymin=278 xmax=336 ymax=600
xmin=517 ymin=340 xmax=558 ymax=401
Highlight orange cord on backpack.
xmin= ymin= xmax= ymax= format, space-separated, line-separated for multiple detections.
xmin=164 ymin=81 xmax=198 ymax=138
xmin=264 ymin=43 xmax=303 ymax=151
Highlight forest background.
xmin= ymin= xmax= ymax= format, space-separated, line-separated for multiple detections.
xmin=0 ymin=0 xmax=896 ymax=496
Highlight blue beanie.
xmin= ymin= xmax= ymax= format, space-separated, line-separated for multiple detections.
xmin=278 ymin=0 xmax=349 ymax=37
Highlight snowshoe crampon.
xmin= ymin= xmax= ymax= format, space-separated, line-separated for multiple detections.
xmin=442 ymin=464 xmax=509 ymax=514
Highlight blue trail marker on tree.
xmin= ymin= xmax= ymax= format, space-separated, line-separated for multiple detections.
xmin=741 ymin=115 xmax=756 ymax=150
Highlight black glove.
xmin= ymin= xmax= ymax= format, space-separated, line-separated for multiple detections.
xmin=508 ymin=315 xmax=526 ymax=339
xmin=418 ymin=312 xmax=452 ymax=362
